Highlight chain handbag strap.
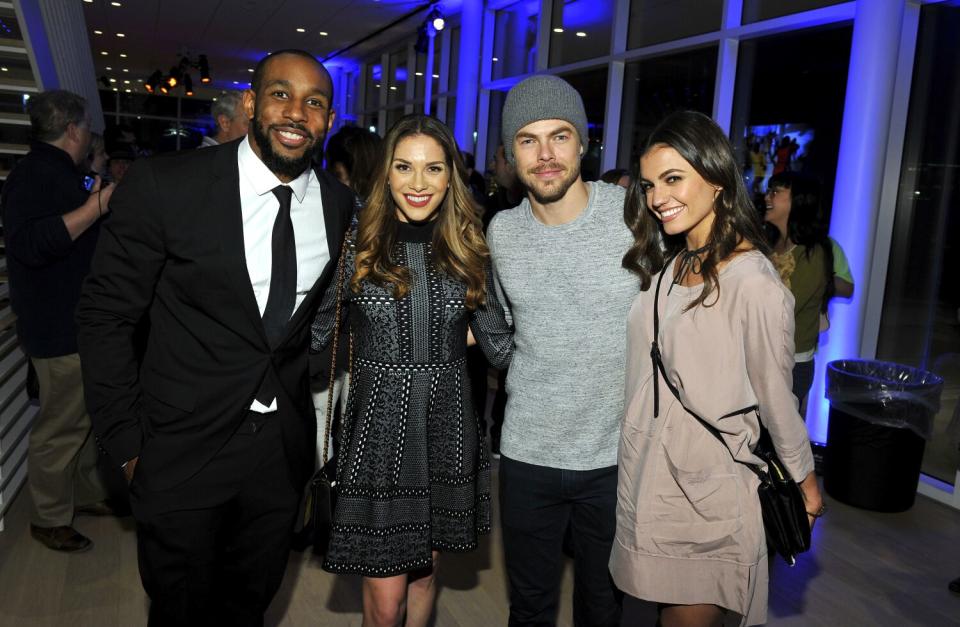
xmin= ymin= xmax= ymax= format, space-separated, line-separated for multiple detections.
xmin=322 ymin=230 xmax=353 ymax=468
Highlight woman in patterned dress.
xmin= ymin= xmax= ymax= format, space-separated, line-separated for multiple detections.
xmin=312 ymin=114 xmax=513 ymax=627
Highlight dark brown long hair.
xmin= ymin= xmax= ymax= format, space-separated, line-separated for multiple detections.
xmin=351 ymin=114 xmax=489 ymax=309
xmin=622 ymin=110 xmax=770 ymax=308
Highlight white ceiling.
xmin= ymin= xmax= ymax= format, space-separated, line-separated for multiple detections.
xmin=81 ymin=0 xmax=456 ymax=98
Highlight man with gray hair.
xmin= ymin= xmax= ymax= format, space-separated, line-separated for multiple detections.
xmin=199 ymin=90 xmax=249 ymax=147
xmin=0 ymin=90 xmax=114 ymax=552
xmin=486 ymin=74 xmax=638 ymax=625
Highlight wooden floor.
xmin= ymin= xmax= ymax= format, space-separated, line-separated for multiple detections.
xmin=1 ymin=464 xmax=958 ymax=626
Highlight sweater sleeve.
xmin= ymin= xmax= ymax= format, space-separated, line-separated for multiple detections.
xmin=311 ymin=231 xmax=355 ymax=352
xmin=470 ymin=260 xmax=514 ymax=369
xmin=2 ymin=165 xmax=75 ymax=267
xmin=742 ymin=272 xmax=815 ymax=482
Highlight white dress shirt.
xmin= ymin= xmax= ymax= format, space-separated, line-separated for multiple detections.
xmin=237 ymin=136 xmax=329 ymax=411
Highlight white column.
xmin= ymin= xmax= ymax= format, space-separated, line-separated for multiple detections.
xmin=454 ymin=0 xmax=483 ymax=150
xmin=809 ymin=0 xmax=907 ymax=442
xmin=14 ymin=0 xmax=104 ymax=131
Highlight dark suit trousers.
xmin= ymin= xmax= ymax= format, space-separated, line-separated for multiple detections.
xmin=131 ymin=414 xmax=300 ymax=627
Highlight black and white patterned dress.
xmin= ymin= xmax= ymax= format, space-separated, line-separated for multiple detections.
xmin=311 ymin=219 xmax=513 ymax=577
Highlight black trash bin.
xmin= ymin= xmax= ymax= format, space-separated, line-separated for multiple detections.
xmin=824 ymin=360 xmax=943 ymax=513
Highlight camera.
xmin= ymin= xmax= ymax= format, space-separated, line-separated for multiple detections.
xmin=82 ymin=174 xmax=96 ymax=192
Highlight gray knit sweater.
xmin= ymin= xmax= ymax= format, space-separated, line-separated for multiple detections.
xmin=487 ymin=182 xmax=640 ymax=470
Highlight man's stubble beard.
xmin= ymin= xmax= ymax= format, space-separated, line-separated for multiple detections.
xmin=519 ymin=160 xmax=582 ymax=205
xmin=251 ymin=104 xmax=322 ymax=180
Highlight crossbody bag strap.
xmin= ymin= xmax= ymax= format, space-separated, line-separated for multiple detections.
xmin=650 ymin=254 xmax=766 ymax=481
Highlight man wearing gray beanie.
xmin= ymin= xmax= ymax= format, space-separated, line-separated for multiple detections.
xmin=486 ymin=74 xmax=638 ymax=626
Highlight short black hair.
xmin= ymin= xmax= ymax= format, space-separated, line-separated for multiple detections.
xmin=250 ymin=49 xmax=331 ymax=98
xmin=27 ymin=90 xmax=87 ymax=142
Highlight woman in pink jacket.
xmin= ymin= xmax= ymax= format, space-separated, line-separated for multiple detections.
xmin=610 ymin=111 xmax=823 ymax=627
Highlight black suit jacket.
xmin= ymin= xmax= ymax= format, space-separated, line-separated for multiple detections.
xmin=77 ymin=139 xmax=354 ymax=492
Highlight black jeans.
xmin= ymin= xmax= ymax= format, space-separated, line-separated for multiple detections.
xmin=792 ymin=358 xmax=816 ymax=412
xmin=499 ymin=456 xmax=622 ymax=627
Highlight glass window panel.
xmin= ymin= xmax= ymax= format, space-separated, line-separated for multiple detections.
xmin=179 ymin=97 xmax=213 ymax=120
xmin=0 ymin=55 xmax=34 ymax=83
xmin=388 ymin=50 xmax=407 ymax=106
xmin=445 ymin=96 xmax=456 ymax=133
xmin=447 ymin=27 xmax=460 ymax=95
xmin=432 ymin=40 xmax=441 ymax=96
xmin=628 ymin=0 xmax=723 ymax=48
xmin=493 ymin=1 xmax=538 ymax=80
xmin=485 ymin=90 xmax=507 ymax=165
xmin=558 ymin=67 xmax=607 ymax=181
xmin=729 ymin=26 xmax=850 ymax=205
xmin=414 ymin=51 xmax=427 ymax=100
xmin=549 ymin=0 xmax=615 ymax=68
xmin=742 ymin=0 xmax=846 ymax=24
xmin=876 ymin=3 xmax=960 ymax=486
xmin=386 ymin=107 xmax=402 ymax=132
xmin=0 ymin=92 xmax=24 ymax=115
xmin=617 ymin=46 xmax=718 ymax=171
xmin=0 ymin=8 xmax=24 ymax=42
xmin=364 ymin=63 xmax=381 ymax=112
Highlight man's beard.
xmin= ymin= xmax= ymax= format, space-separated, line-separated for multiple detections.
xmin=519 ymin=160 xmax=581 ymax=205
xmin=251 ymin=107 xmax=319 ymax=180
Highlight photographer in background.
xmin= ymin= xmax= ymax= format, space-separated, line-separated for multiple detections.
xmin=0 ymin=89 xmax=114 ymax=552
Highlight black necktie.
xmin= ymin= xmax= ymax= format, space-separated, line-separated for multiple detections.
xmin=261 ymin=185 xmax=297 ymax=348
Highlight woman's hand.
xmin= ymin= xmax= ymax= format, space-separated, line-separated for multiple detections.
xmin=467 ymin=327 xmax=477 ymax=347
xmin=799 ymin=471 xmax=825 ymax=529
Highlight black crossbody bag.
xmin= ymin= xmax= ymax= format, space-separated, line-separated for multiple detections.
xmin=650 ymin=256 xmax=811 ymax=566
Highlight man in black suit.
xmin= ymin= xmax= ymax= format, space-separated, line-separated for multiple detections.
xmin=76 ymin=50 xmax=354 ymax=626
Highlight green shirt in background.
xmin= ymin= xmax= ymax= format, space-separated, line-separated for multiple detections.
xmin=771 ymin=244 xmax=829 ymax=355
xmin=830 ymin=237 xmax=853 ymax=283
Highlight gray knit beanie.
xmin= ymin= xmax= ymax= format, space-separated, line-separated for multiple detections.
xmin=501 ymin=74 xmax=588 ymax=164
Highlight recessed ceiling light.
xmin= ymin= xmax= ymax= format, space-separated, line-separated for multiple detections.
xmin=101 ymin=51 xmax=108 ymax=56
xmin=122 ymin=68 xmax=129 ymax=72
xmin=415 ymin=71 xmax=423 ymax=76
xmin=389 ymin=86 xmax=397 ymax=91
xmin=119 ymin=53 xmax=127 ymax=58
xmin=116 ymin=33 xmax=125 ymax=37
xmin=576 ymin=31 xmax=587 ymax=37
xmin=319 ymin=31 xmax=328 ymax=36
xmin=123 ymin=79 xmax=130 ymax=84
xmin=233 ymin=81 xmax=239 ymax=85
xmin=296 ymin=27 xmax=305 ymax=33
xmin=137 ymin=79 xmax=143 ymax=82
xmin=0 ymin=67 xmax=8 ymax=72
xmin=124 ymin=89 xmax=131 ymax=93
xmin=492 ymin=57 xmax=499 ymax=62
xmin=247 ymin=68 xmax=254 ymax=72
xmin=109 ymin=78 xmax=117 ymax=82
xmin=375 ymin=84 xmax=380 ymax=88
xmin=83 ymin=0 xmax=93 ymax=3
xmin=105 ymin=66 xmax=112 ymax=70
xmin=111 ymin=1 xmax=122 ymax=6
xmin=432 ymin=74 xmax=439 ymax=78
xmin=553 ymin=27 xmax=563 ymax=33
xmin=112 ymin=87 xmax=118 ymax=91
xmin=94 ymin=30 xmax=103 ymax=35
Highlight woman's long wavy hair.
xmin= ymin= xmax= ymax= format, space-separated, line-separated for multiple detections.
xmin=622 ymin=110 xmax=771 ymax=308
xmin=351 ymin=114 xmax=489 ymax=309
xmin=766 ymin=171 xmax=836 ymax=311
